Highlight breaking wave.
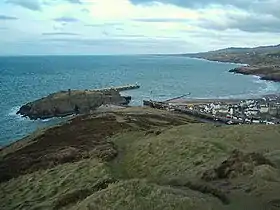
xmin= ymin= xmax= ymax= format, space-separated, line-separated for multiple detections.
xmin=7 ymin=106 xmax=27 ymax=121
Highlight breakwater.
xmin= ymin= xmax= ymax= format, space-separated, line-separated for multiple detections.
xmin=95 ymin=84 xmax=140 ymax=92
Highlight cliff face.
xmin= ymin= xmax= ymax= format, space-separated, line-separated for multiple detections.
xmin=17 ymin=89 xmax=130 ymax=120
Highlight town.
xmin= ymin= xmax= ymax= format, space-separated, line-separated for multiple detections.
xmin=144 ymin=94 xmax=280 ymax=125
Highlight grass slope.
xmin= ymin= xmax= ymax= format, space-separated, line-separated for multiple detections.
xmin=1 ymin=107 xmax=280 ymax=210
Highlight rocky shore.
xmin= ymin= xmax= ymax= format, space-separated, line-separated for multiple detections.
xmin=229 ymin=65 xmax=280 ymax=82
xmin=17 ymin=88 xmax=132 ymax=120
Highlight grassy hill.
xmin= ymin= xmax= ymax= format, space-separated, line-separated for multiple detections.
xmin=185 ymin=44 xmax=280 ymax=65
xmin=1 ymin=107 xmax=280 ymax=210
xmin=184 ymin=44 xmax=280 ymax=82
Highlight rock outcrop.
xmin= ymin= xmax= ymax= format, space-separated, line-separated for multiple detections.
xmin=202 ymin=149 xmax=275 ymax=181
xmin=229 ymin=65 xmax=280 ymax=82
xmin=17 ymin=89 xmax=131 ymax=120
xmin=185 ymin=44 xmax=280 ymax=82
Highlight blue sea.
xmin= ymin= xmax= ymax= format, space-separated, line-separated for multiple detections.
xmin=1 ymin=55 xmax=280 ymax=146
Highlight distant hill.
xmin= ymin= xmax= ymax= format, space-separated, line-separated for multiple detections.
xmin=182 ymin=44 xmax=280 ymax=82
xmin=183 ymin=44 xmax=280 ymax=66
xmin=186 ymin=44 xmax=280 ymax=57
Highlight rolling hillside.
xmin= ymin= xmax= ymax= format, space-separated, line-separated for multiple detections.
xmin=1 ymin=107 xmax=280 ymax=210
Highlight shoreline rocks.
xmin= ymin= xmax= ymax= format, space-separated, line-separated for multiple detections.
xmin=17 ymin=89 xmax=131 ymax=120
xmin=184 ymin=44 xmax=280 ymax=83
xmin=229 ymin=65 xmax=280 ymax=82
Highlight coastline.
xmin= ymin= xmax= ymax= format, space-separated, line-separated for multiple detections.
xmin=183 ymin=50 xmax=280 ymax=83
xmin=145 ymin=92 xmax=280 ymax=125
xmin=165 ymin=93 xmax=280 ymax=105
xmin=191 ymin=57 xmax=248 ymax=66
xmin=228 ymin=65 xmax=280 ymax=82
xmin=199 ymin=57 xmax=280 ymax=83
xmin=2 ymin=55 xmax=280 ymax=147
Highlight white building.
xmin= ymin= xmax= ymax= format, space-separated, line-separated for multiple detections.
xmin=229 ymin=108 xmax=234 ymax=115
xmin=260 ymin=106 xmax=269 ymax=113
xmin=218 ymin=108 xmax=229 ymax=114
xmin=245 ymin=110 xmax=258 ymax=116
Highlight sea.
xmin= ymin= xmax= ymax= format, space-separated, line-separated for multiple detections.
xmin=1 ymin=55 xmax=280 ymax=146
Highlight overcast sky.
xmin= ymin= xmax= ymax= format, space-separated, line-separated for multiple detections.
xmin=0 ymin=0 xmax=280 ymax=55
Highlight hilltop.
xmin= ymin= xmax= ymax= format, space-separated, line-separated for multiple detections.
xmin=184 ymin=44 xmax=280 ymax=82
xmin=1 ymin=107 xmax=280 ymax=210
xmin=185 ymin=44 xmax=280 ymax=65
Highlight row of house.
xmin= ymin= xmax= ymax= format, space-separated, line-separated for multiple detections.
xmin=187 ymin=97 xmax=280 ymax=124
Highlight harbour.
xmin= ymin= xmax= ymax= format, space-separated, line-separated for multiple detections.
xmin=143 ymin=94 xmax=280 ymax=125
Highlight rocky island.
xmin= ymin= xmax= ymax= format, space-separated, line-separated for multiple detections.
xmin=16 ymin=85 xmax=138 ymax=120
xmin=184 ymin=44 xmax=280 ymax=82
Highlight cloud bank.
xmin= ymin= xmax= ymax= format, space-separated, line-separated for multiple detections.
xmin=0 ymin=0 xmax=279 ymax=55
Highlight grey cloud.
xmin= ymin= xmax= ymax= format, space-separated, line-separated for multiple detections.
xmin=231 ymin=16 xmax=280 ymax=33
xmin=43 ymin=38 xmax=126 ymax=46
xmin=2 ymin=36 xmax=196 ymax=55
xmin=6 ymin=0 xmax=82 ymax=11
xmin=0 ymin=15 xmax=18 ymax=20
xmin=199 ymin=14 xmax=280 ymax=33
xmin=102 ymin=31 xmax=109 ymax=36
xmin=115 ymin=34 xmax=147 ymax=38
xmin=42 ymin=32 xmax=80 ymax=36
xmin=84 ymin=24 xmax=100 ymax=27
xmin=132 ymin=18 xmax=187 ymax=22
xmin=81 ymin=8 xmax=90 ymax=13
xmin=129 ymin=0 xmax=280 ymax=34
xmin=252 ymin=1 xmax=280 ymax=18
xmin=115 ymin=34 xmax=180 ymax=39
xmin=130 ymin=0 xmax=249 ymax=9
xmin=130 ymin=0 xmax=280 ymax=18
xmin=6 ymin=0 xmax=41 ymax=10
xmin=43 ymin=37 xmax=189 ymax=49
xmin=54 ymin=17 xmax=79 ymax=23
xmin=65 ymin=0 xmax=82 ymax=3
xmin=85 ymin=23 xmax=123 ymax=27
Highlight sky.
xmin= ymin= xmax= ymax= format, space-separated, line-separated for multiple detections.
xmin=0 ymin=0 xmax=280 ymax=55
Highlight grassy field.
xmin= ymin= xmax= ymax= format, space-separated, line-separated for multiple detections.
xmin=1 ymin=107 xmax=280 ymax=209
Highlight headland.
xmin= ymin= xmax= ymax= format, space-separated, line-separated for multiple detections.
xmin=184 ymin=44 xmax=280 ymax=82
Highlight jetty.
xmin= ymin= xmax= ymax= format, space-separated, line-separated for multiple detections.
xmin=95 ymin=84 xmax=140 ymax=92
xmin=164 ymin=94 xmax=190 ymax=102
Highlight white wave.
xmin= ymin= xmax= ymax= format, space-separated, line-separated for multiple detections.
xmin=8 ymin=106 xmax=75 ymax=122
xmin=259 ymin=82 xmax=279 ymax=94
xmin=8 ymin=106 xmax=27 ymax=121
xmin=250 ymin=75 xmax=280 ymax=94
xmin=8 ymin=106 xmax=21 ymax=117
xmin=252 ymin=76 xmax=263 ymax=83
xmin=41 ymin=119 xmax=51 ymax=122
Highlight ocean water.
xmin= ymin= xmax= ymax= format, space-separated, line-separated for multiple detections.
xmin=1 ymin=55 xmax=280 ymax=146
